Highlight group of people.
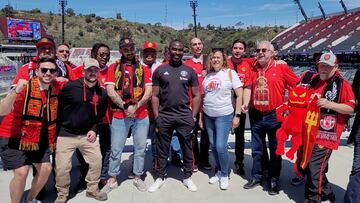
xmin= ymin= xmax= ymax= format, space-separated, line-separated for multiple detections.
xmin=0 ymin=34 xmax=358 ymax=203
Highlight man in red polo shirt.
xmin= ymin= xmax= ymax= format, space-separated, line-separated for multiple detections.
xmin=227 ymin=39 xmax=252 ymax=176
xmin=102 ymin=37 xmax=152 ymax=193
xmin=243 ymin=40 xmax=299 ymax=195
xmin=184 ymin=37 xmax=211 ymax=171
xmin=303 ymin=51 xmax=355 ymax=203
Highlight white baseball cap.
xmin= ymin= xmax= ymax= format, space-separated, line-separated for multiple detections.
xmin=318 ymin=51 xmax=338 ymax=67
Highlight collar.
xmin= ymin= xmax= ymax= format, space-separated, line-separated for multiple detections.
xmin=191 ymin=55 xmax=203 ymax=64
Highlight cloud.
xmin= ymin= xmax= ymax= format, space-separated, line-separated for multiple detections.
xmin=259 ymin=3 xmax=293 ymax=11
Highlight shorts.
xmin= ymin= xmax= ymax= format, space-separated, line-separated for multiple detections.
xmin=0 ymin=137 xmax=51 ymax=170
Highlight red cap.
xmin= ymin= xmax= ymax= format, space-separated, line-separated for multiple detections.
xmin=36 ymin=37 xmax=56 ymax=49
xmin=143 ymin=41 xmax=157 ymax=50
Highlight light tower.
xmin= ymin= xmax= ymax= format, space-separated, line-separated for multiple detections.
xmin=189 ymin=0 xmax=198 ymax=37
xmin=59 ymin=0 xmax=67 ymax=43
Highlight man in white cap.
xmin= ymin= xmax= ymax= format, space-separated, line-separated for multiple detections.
xmin=54 ymin=58 xmax=108 ymax=202
xmin=303 ymin=51 xmax=355 ymax=203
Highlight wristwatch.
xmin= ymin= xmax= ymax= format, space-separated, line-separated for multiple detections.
xmin=235 ymin=113 xmax=241 ymax=118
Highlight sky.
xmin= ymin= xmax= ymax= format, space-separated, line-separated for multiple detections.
xmin=1 ymin=0 xmax=360 ymax=29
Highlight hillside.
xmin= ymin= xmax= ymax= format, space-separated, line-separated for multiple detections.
xmin=0 ymin=9 xmax=285 ymax=54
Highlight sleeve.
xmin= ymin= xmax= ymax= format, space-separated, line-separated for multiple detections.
xmin=105 ymin=64 xmax=116 ymax=86
xmin=143 ymin=67 xmax=152 ymax=86
xmin=152 ymin=68 xmax=160 ymax=87
xmin=72 ymin=65 xmax=84 ymax=79
xmin=239 ymin=61 xmax=252 ymax=87
xmin=231 ymin=70 xmax=243 ymax=89
xmin=340 ymin=81 xmax=356 ymax=109
xmin=281 ymin=64 xmax=299 ymax=90
xmin=189 ymin=69 xmax=199 ymax=87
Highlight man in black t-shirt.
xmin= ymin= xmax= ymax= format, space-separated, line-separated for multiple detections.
xmin=148 ymin=40 xmax=201 ymax=192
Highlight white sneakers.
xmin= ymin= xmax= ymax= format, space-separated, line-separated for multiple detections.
xmin=148 ymin=178 xmax=165 ymax=193
xmin=100 ymin=180 xmax=119 ymax=194
xmin=209 ymin=171 xmax=221 ymax=184
xmin=183 ymin=178 xmax=198 ymax=192
xmin=209 ymin=172 xmax=229 ymax=190
xmin=220 ymin=177 xmax=229 ymax=190
xmin=149 ymin=178 xmax=198 ymax=192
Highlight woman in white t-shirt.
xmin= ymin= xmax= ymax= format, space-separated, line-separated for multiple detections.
xmin=201 ymin=49 xmax=243 ymax=190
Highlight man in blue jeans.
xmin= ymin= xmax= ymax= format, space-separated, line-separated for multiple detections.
xmin=242 ymin=41 xmax=298 ymax=195
xmin=344 ymin=68 xmax=360 ymax=203
xmin=103 ymin=37 xmax=152 ymax=192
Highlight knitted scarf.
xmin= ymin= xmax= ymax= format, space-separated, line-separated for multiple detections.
xmin=20 ymin=77 xmax=58 ymax=152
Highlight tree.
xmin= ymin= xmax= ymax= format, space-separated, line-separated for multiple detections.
xmin=1 ymin=4 xmax=15 ymax=17
xmin=29 ymin=8 xmax=41 ymax=13
xmin=154 ymin=22 xmax=162 ymax=27
xmin=66 ymin=8 xmax=75 ymax=16
xmin=85 ymin=15 xmax=92 ymax=23
xmin=188 ymin=23 xmax=194 ymax=29
xmin=116 ymin=12 xmax=122 ymax=20
xmin=197 ymin=22 xmax=201 ymax=29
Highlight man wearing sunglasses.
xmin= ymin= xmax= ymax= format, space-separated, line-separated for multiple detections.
xmin=243 ymin=41 xmax=298 ymax=195
xmin=103 ymin=37 xmax=152 ymax=193
xmin=55 ymin=58 xmax=108 ymax=202
xmin=55 ymin=43 xmax=76 ymax=80
xmin=0 ymin=58 xmax=61 ymax=203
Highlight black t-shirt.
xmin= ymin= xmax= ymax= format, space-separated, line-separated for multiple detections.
xmin=152 ymin=63 xmax=198 ymax=118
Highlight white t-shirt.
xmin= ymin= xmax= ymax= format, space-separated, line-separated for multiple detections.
xmin=202 ymin=69 xmax=243 ymax=117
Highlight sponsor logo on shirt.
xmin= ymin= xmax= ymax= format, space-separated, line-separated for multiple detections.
xmin=164 ymin=71 xmax=169 ymax=75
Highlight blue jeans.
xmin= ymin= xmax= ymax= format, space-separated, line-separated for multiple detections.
xmin=249 ymin=109 xmax=282 ymax=181
xmin=108 ymin=117 xmax=149 ymax=177
xmin=204 ymin=113 xmax=233 ymax=177
xmin=344 ymin=126 xmax=360 ymax=203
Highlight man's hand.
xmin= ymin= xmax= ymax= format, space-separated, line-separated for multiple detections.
xmin=55 ymin=77 xmax=69 ymax=83
xmin=15 ymin=79 xmax=28 ymax=93
xmin=241 ymin=104 xmax=249 ymax=113
xmin=126 ymin=104 xmax=137 ymax=117
xmin=86 ymin=130 xmax=97 ymax=143
xmin=317 ymin=98 xmax=333 ymax=109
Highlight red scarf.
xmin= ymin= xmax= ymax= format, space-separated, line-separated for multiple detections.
xmin=20 ymin=77 xmax=58 ymax=152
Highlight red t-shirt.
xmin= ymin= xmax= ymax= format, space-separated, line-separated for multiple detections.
xmin=185 ymin=58 xmax=205 ymax=94
xmin=248 ymin=60 xmax=299 ymax=112
xmin=227 ymin=57 xmax=252 ymax=87
xmin=310 ymin=73 xmax=355 ymax=150
xmin=105 ymin=62 xmax=152 ymax=119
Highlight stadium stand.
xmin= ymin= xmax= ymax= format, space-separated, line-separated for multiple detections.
xmin=272 ymin=8 xmax=360 ymax=55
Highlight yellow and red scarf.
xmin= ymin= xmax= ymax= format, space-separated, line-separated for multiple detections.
xmin=20 ymin=77 xmax=58 ymax=152
xmin=111 ymin=61 xmax=145 ymax=111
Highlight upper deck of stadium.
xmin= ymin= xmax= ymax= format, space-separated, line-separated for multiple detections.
xmin=272 ymin=8 xmax=360 ymax=56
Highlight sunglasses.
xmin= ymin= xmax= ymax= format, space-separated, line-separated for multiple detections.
xmin=256 ymin=48 xmax=271 ymax=53
xmin=40 ymin=67 xmax=57 ymax=74
xmin=97 ymin=52 xmax=110 ymax=58
xmin=59 ymin=50 xmax=70 ymax=54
